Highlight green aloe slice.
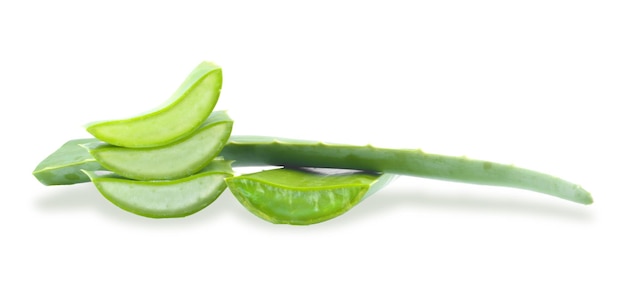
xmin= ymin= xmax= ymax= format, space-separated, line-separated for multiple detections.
xmin=33 ymin=138 xmax=101 ymax=185
xmin=86 ymin=61 xmax=222 ymax=148
xmin=87 ymin=111 xmax=233 ymax=181
xmin=226 ymin=167 xmax=396 ymax=225
xmin=82 ymin=160 xmax=234 ymax=218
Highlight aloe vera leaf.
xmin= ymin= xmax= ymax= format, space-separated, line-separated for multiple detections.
xmin=221 ymin=136 xmax=593 ymax=205
xmin=226 ymin=167 xmax=396 ymax=225
xmin=32 ymin=136 xmax=593 ymax=205
xmin=87 ymin=111 xmax=233 ymax=181
xmin=83 ymin=160 xmax=234 ymax=218
xmin=85 ymin=61 xmax=222 ymax=148
xmin=33 ymin=138 xmax=102 ymax=185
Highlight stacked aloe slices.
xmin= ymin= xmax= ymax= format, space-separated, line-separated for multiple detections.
xmin=84 ymin=62 xmax=233 ymax=218
xmin=33 ymin=61 xmax=391 ymax=223
xmin=33 ymin=61 xmax=231 ymax=218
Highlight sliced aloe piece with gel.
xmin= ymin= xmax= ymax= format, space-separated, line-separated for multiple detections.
xmin=83 ymin=160 xmax=234 ymax=218
xmin=33 ymin=138 xmax=102 ymax=185
xmin=87 ymin=111 xmax=233 ymax=181
xmin=226 ymin=167 xmax=396 ymax=225
xmin=86 ymin=61 xmax=223 ymax=148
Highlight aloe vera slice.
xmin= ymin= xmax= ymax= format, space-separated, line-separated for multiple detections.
xmin=33 ymin=138 xmax=101 ymax=185
xmin=87 ymin=111 xmax=233 ymax=181
xmin=226 ymin=168 xmax=396 ymax=225
xmin=86 ymin=61 xmax=222 ymax=148
xmin=83 ymin=160 xmax=234 ymax=218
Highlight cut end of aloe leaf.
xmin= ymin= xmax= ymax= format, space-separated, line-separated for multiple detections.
xmin=33 ymin=138 xmax=103 ymax=185
xmin=82 ymin=160 xmax=233 ymax=218
xmin=226 ymin=168 xmax=391 ymax=225
xmin=85 ymin=61 xmax=223 ymax=148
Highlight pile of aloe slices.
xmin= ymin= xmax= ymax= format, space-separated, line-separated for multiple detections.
xmin=33 ymin=62 xmax=395 ymax=224
xmin=33 ymin=61 xmax=592 ymax=225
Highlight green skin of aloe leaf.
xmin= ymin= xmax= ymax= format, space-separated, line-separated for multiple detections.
xmin=83 ymin=160 xmax=234 ymax=218
xmin=226 ymin=168 xmax=396 ymax=225
xmin=32 ymin=136 xmax=593 ymax=205
xmin=32 ymin=138 xmax=103 ymax=185
xmin=87 ymin=111 xmax=233 ymax=181
xmin=222 ymin=136 xmax=593 ymax=205
xmin=85 ymin=61 xmax=223 ymax=148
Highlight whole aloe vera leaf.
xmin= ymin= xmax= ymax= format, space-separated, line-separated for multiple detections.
xmin=32 ymin=136 xmax=593 ymax=205
xmin=226 ymin=167 xmax=396 ymax=225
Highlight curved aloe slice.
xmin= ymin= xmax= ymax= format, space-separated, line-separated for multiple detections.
xmin=83 ymin=160 xmax=234 ymax=218
xmin=86 ymin=61 xmax=222 ymax=148
xmin=226 ymin=168 xmax=396 ymax=225
xmin=87 ymin=111 xmax=233 ymax=181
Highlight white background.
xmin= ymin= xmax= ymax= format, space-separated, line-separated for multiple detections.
xmin=1 ymin=1 xmax=625 ymax=299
